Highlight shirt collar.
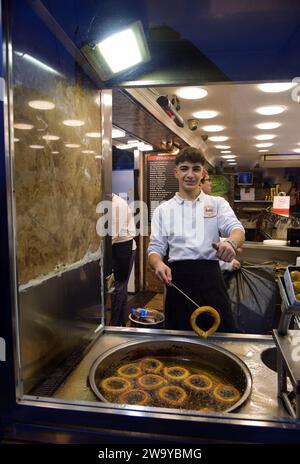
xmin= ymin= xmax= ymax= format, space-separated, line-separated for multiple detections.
xmin=174 ymin=191 xmax=205 ymax=204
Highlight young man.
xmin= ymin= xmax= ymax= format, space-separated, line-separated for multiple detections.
xmin=148 ymin=147 xmax=245 ymax=331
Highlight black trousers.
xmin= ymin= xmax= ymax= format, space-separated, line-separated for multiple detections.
xmin=110 ymin=240 xmax=134 ymax=326
xmin=165 ymin=260 xmax=236 ymax=332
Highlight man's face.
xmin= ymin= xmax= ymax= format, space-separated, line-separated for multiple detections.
xmin=175 ymin=162 xmax=204 ymax=193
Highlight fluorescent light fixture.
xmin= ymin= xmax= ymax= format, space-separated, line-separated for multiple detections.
xmin=14 ymin=123 xmax=34 ymax=130
xmin=177 ymin=87 xmax=208 ymax=100
xmin=14 ymin=138 xmax=20 ymax=142
xmin=256 ymin=105 xmax=286 ymax=115
xmin=128 ymin=139 xmax=140 ymax=144
xmin=255 ymin=134 xmax=276 ymax=140
xmin=193 ymin=110 xmax=217 ymax=119
xmin=256 ymin=122 xmax=281 ymax=130
xmin=65 ymin=143 xmax=80 ymax=148
xmin=42 ymin=134 xmax=60 ymax=141
xmin=215 ymin=145 xmax=231 ymax=149
xmin=82 ymin=150 xmax=95 ymax=154
xmin=138 ymin=143 xmax=153 ymax=151
xmin=256 ymin=143 xmax=273 ymax=147
xmin=228 ymin=162 xmax=237 ymax=165
xmin=51 ymin=151 xmax=60 ymax=154
xmin=221 ymin=150 xmax=231 ymax=154
xmin=293 ymin=148 xmax=300 ymax=153
xmin=112 ymin=127 xmax=126 ymax=138
xmin=14 ymin=51 xmax=63 ymax=77
xmin=209 ymin=136 xmax=228 ymax=142
xmin=202 ymin=125 xmax=225 ymax=132
xmin=86 ymin=132 xmax=101 ymax=138
xmin=258 ymin=82 xmax=295 ymax=93
xmin=28 ymin=100 xmax=55 ymax=110
xmin=221 ymin=155 xmax=236 ymax=159
xmin=29 ymin=145 xmax=44 ymax=149
xmin=63 ymin=119 xmax=85 ymax=127
xmin=258 ymin=149 xmax=269 ymax=152
xmin=81 ymin=21 xmax=150 ymax=81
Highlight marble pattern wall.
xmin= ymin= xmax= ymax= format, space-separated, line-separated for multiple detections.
xmin=13 ymin=79 xmax=102 ymax=285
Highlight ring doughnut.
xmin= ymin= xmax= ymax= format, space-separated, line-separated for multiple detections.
xmin=163 ymin=366 xmax=190 ymax=381
xmin=100 ymin=376 xmax=131 ymax=395
xmin=137 ymin=374 xmax=166 ymax=390
xmin=213 ymin=383 xmax=241 ymax=403
xmin=139 ymin=357 xmax=163 ymax=373
xmin=119 ymin=389 xmax=151 ymax=406
xmin=117 ymin=363 xmax=142 ymax=378
xmin=190 ymin=306 xmax=221 ymax=338
xmin=157 ymin=385 xmax=187 ymax=406
xmin=184 ymin=374 xmax=213 ymax=392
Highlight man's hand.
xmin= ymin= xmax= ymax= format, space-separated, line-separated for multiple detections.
xmin=231 ymin=259 xmax=241 ymax=271
xmin=212 ymin=241 xmax=236 ymax=262
xmin=154 ymin=261 xmax=172 ymax=285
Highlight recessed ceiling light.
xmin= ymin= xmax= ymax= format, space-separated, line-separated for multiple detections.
xmin=112 ymin=128 xmax=126 ymax=138
xmin=255 ymin=134 xmax=276 ymax=140
xmin=221 ymin=155 xmax=236 ymax=159
xmin=258 ymin=149 xmax=269 ymax=152
xmin=256 ymin=122 xmax=281 ymax=130
xmin=215 ymin=145 xmax=231 ymax=149
xmin=209 ymin=136 xmax=228 ymax=142
xmin=14 ymin=123 xmax=34 ymax=130
xmin=256 ymin=106 xmax=286 ymax=115
xmin=202 ymin=125 xmax=225 ymax=132
xmin=293 ymin=148 xmax=300 ymax=153
xmin=63 ymin=119 xmax=85 ymax=127
xmin=28 ymin=100 xmax=55 ymax=110
xmin=51 ymin=151 xmax=60 ymax=154
xmin=193 ymin=110 xmax=217 ymax=119
xmin=221 ymin=150 xmax=231 ymax=154
xmin=258 ymin=82 xmax=295 ymax=93
xmin=42 ymin=134 xmax=60 ymax=141
xmin=176 ymin=87 xmax=208 ymax=100
xmin=65 ymin=143 xmax=80 ymax=148
xmin=86 ymin=132 xmax=101 ymax=138
xmin=256 ymin=143 xmax=274 ymax=147
xmin=29 ymin=145 xmax=44 ymax=149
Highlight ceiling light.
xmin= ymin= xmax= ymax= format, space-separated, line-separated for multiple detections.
xmin=65 ymin=143 xmax=80 ymax=148
xmin=29 ymin=145 xmax=44 ymax=149
xmin=82 ymin=150 xmax=95 ymax=154
xmin=221 ymin=155 xmax=236 ymax=159
xmin=221 ymin=150 xmax=231 ymax=154
xmin=14 ymin=138 xmax=20 ymax=142
xmin=51 ymin=151 xmax=59 ymax=154
xmin=255 ymin=134 xmax=276 ymax=140
xmin=202 ymin=125 xmax=225 ymax=132
xmin=208 ymin=136 xmax=228 ymax=142
xmin=14 ymin=123 xmax=34 ymax=130
xmin=293 ymin=149 xmax=300 ymax=153
xmin=63 ymin=119 xmax=85 ymax=127
xmin=193 ymin=110 xmax=217 ymax=119
xmin=258 ymin=149 xmax=269 ymax=152
xmin=177 ymin=87 xmax=207 ymax=100
xmin=256 ymin=143 xmax=273 ymax=147
xmin=138 ymin=143 xmax=153 ymax=151
xmin=28 ymin=100 xmax=55 ymax=110
xmin=112 ymin=128 xmax=126 ymax=138
xmin=256 ymin=105 xmax=286 ymax=115
xmin=128 ymin=139 xmax=140 ymax=144
xmin=86 ymin=132 xmax=101 ymax=138
xmin=228 ymin=162 xmax=237 ymax=165
xmin=258 ymin=82 xmax=295 ymax=93
xmin=215 ymin=145 xmax=231 ymax=149
xmin=256 ymin=122 xmax=281 ymax=130
xmin=81 ymin=21 xmax=150 ymax=81
xmin=42 ymin=134 xmax=60 ymax=141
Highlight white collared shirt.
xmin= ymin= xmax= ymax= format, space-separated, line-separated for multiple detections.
xmin=112 ymin=194 xmax=136 ymax=249
xmin=148 ymin=191 xmax=244 ymax=262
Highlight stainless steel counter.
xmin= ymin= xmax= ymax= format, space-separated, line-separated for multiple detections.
xmin=54 ymin=328 xmax=290 ymax=421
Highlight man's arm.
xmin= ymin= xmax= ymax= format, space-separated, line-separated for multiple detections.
xmin=147 ymin=207 xmax=171 ymax=284
xmin=149 ymin=253 xmax=172 ymax=284
xmin=213 ymin=228 xmax=245 ymax=262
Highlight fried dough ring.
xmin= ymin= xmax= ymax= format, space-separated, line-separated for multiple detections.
xmin=139 ymin=357 xmax=163 ymax=373
xmin=100 ymin=376 xmax=131 ymax=394
xmin=190 ymin=306 xmax=221 ymax=338
xmin=157 ymin=385 xmax=187 ymax=405
xmin=183 ymin=373 xmax=213 ymax=392
xmin=137 ymin=374 xmax=166 ymax=390
xmin=213 ymin=383 xmax=241 ymax=403
xmin=163 ymin=366 xmax=190 ymax=381
xmin=119 ymin=389 xmax=151 ymax=406
xmin=117 ymin=363 xmax=142 ymax=379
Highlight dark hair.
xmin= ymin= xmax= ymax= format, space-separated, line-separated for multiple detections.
xmin=175 ymin=147 xmax=206 ymax=166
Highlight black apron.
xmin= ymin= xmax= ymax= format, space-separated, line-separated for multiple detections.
xmin=165 ymin=260 xmax=236 ymax=332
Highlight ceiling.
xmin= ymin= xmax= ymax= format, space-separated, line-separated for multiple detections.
xmin=123 ymin=82 xmax=300 ymax=169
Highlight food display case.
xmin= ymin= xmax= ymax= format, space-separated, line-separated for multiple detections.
xmin=1 ymin=0 xmax=300 ymax=445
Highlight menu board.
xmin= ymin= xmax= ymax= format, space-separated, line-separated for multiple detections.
xmin=147 ymin=155 xmax=177 ymax=220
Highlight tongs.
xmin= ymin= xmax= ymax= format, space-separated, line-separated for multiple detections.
xmin=169 ymin=282 xmax=221 ymax=338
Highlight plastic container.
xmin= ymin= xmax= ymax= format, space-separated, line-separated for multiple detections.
xmin=129 ymin=308 xmax=165 ymax=328
xmin=283 ymin=266 xmax=300 ymax=306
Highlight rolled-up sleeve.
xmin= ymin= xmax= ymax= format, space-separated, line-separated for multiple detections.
xmin=147 ymin=206 xmax=168 ymax=258
xmin=217 ymin=198 xmax=245 ymax=237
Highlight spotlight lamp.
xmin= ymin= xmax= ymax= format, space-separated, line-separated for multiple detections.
xmin=81 ymin=21 xmax=150 ymax=81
